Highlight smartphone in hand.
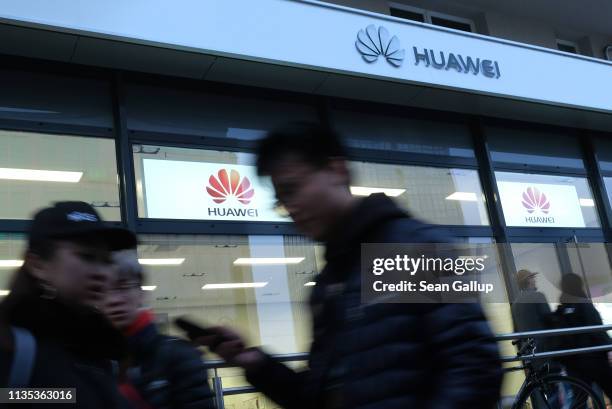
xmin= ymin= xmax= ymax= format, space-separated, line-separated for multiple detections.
xmin=174 ymin=317 xmax=217 ymax=339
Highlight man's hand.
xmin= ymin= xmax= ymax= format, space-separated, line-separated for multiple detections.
xmin=193 ymin=326 xmax=266 ymax=372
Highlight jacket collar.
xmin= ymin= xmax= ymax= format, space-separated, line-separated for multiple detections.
xmin=324 ymin=193 xmax=408 ymax=267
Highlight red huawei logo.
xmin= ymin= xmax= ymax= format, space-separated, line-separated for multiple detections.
xmin=206 ymin=169 xmax=254 ymax=205
xmin=521 ymin=187 xmax=550 ymax=214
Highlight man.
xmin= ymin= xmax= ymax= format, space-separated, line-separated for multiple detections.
xmin=511 ymin=270 xmax=553 ymax=350
xmin=199 ymin=122 xmax=503 ymax=409
xmin=102 ymin=249 xmax=215 ymax=409
xmin=511 ymin=269 xmax=552 ymax=333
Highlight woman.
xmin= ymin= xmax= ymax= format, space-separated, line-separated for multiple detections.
xmin=554 ymin=273 xmax=612 ymax=401
xmin=0 ymin=201 xmax=137 ymax=408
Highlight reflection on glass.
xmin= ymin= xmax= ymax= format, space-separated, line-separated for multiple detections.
xmin=511 ymin=242 xmax=612 ymax=333
xmin=0 ymin=130 xmax=121 ymax=220
xmin=510 ymin=243 xmax=563 ymax=310
xmin=603 ymin=177 xmax=612 ymax=210
xmin=593 ymin=137 xmax=612 ymax=172
xmin=567 ymin=243 xmax=612 ymax=332
xmin=567 ymin=243 xmax=612 ymax=301
xmin=487 ymin=126 xmax=584 ymax=169
xmin=126 ymin=83 xmax=317 ymax=138
xmin=350 ymin=162 xmax=489 ymax=225
xmin=496 ymin=171 xmax=600 ymax=228
xmin=0 ymin=69 xmax=113 ymax=127
xmin=331 ymin=103 xmax=475 ymax=158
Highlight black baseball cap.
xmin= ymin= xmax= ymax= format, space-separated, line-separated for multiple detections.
xmin=28 ymin=201 xmax=137 ymax=251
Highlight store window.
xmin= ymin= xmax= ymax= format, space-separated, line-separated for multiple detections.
xmin=0 ymin=69 xmax=113 ymax=128
xmin=511 ymin=242 xmax=612 ymax=334
xmin=137 ymin=233 xmax=319 ymax=408
xmin=0 ymin=233 xmax=26 ymax=297
xmin=389 ymin=3 xmax=475 ymax=32
xmin=135 ymin=145 xmax=488 ymax=225
xmin=593 ymin=137 xmax=612 ymax=172
xmin=126 ymin=83 xmax=317 ymax=139
xmin=133 ymin=146 xmax=285 ymax=221
xmin=350 ymin=162 xmax=488 ymax=225
xmin=137 ymin=234 xmax=320 ymax=353
xmin=390 ymin=7 xmax=425 ymax=22
xmin=0 ymin=130 xmax=121 ymax=220
xmin=487 ymin=126 xmax=584 ymax=169
xmin=603 ymin=177 xmax=612 ymax=208
xmin=495 ymin=171 xmax=599 ymax=228
xmin=430 ymin=15 xmax=473 ymax=32
xmin=331 ymin=102 xmax=474 ymax=158
xmin=556 ymin=39 xmax=579 ymax=54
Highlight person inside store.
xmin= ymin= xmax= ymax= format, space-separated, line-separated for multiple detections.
xmin=102 ymin=248 xmax=215 ymax=409
xmin=553 ymin=272 xmax=612 ymax=402
xmin=0 ymin=201 xmax=137 ymax=408
xmin=192 ymin=122 xmax=503 ymax=409
xmin=511 ymin=269 xmax=554 ymax=367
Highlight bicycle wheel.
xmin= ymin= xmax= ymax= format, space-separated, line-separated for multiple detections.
xmin=514 ymin=374 xmax=605 ymax=409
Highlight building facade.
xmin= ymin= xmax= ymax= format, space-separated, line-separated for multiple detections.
xmin=0 ymin=0 xmax=611 ymax=406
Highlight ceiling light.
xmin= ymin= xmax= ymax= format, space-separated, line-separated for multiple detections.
xmin=445 ymin=192 xmax=478 ymax=202
xmin=350 ymin=186 xmax=405 ymax=197
xmin=304 ymin=282 xmax=316 ymax=287
xmin=0 ymin=167 xmax=82 ymax=183
xmin=141 ymin=286 xmax=157 ymax=291
xmin=0 ymin=290 xmax=10 ymax=296
xmin=138 ymin=258 xmax=185 ymax=265
xmin=202 ymin=282 xmax=268 ymax=289
xmin=579 ymin=198 xmax=595 ymax=207
xmin=0 ymin=260 xmax=23 ymax=268
xmin=233 ymin=257 xmax=304 ymax=265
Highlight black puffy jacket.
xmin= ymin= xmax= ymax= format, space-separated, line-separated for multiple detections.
xmin=246 ymin=194 xmax=503 ymax=409
xmin=120 ymin=311 xmax=215 ymax=409
xmin=0 ymin=279 xmax=130 ymax=409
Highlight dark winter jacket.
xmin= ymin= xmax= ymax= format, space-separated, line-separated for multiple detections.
xmin=553 ymin=302 xmax=612 ymax=364
xmin=0 ymin=273 xmax=129 ymax=409
xmin=246 ymin=194 xmax=503 ymax=409
xmin=119 ymin=310 xmax=215 ymax=409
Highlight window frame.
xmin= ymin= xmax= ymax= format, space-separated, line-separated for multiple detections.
xmin=0 ymin=124 xmax=122 ymax=230
xmin=556 ymin=39 xmax=579 ymax=54
xmin=388 ymin=2 xmax=476 ymax=32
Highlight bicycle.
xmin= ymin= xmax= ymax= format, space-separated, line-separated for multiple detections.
xmin=510 ymin=338 xmax=606 ymax=409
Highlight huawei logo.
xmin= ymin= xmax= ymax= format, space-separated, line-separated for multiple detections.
xmin=521 ymin=187 xmax=550 ymax=214
xmin=206 ymin=169 xmax=254 ymax=205
xmin=356 ymin=25 xmax=405 ymax=67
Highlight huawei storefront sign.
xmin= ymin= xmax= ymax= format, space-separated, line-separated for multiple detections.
xmin=497 ymin=181 xmax=585 ymax=228
xmin=142 ymin=159 xmax=287 ymax=222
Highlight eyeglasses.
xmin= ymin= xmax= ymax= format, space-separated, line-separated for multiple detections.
xmin=108 ymin=282 xmax=140 ymax=293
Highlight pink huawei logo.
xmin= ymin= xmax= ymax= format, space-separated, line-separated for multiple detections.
xmin=521 ymin=187 xmax=550 ymax=214
xmin=206 ymin=169 xmax=254 ymax=205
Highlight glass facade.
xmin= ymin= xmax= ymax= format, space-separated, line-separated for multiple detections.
xmin=0 ymin=130 xmax=121 ymax=220
xmin=331 ymin=101 xmax=475 ymax=158
xmin=1 ymin=62 xmax=611 ymax=406
xmin=495 ymin=171 xmax=600 ymax=228
xmin=350 ymin=162 xmax=488 ymax=225
xmin=487 ymin=126 xmax=585 ymax=169
xmin=126 ymin=82 xmax=317 ymax=139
